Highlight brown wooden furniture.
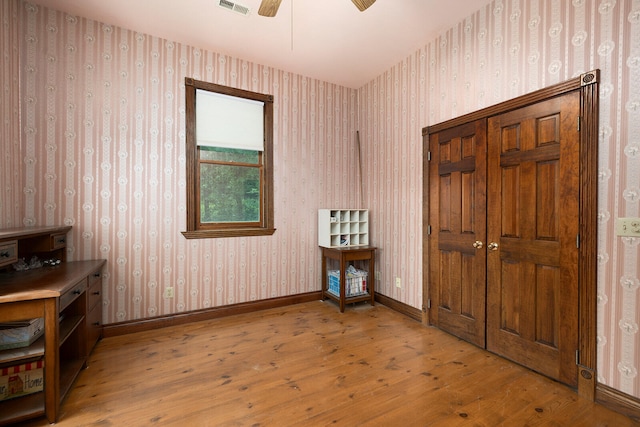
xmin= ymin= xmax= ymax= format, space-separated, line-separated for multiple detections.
xmin=320 ymin=245 xmax=376 ymax=312
xmin=0 ymin=226 xmax=105 ymax=425
xmin=0 ymin=226 xmax=70 ymax=270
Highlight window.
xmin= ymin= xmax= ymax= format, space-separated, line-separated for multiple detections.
xmin=182 ymin=78 xmax=275 ymax=238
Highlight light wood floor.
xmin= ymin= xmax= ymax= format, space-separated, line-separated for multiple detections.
xmin=24 ymin=301 xmax=638 ymax=426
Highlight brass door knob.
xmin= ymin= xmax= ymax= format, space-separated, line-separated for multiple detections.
xmin=472 ymin=241 xmax=484 ymax=249
xmin=488 ymin=242 xmax=499 ymax=251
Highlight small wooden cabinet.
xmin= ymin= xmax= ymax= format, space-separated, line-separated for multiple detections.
xmin=320 ymin=245 xmax=376 ymax=312
xmin=0 ymin=226 xmax=105 ymax=425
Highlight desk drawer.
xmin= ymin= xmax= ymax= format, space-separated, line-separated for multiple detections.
xmin=59 ymin=279 xmax=86 ymax=312
xmin=86 ymin=302 xmax=102 ymax=353
xmin=0 ymin=241 xmax=17 ymax=268
xmin=87 ymin=271 xmax=102 ymax=311
xmin=51 ymin=233 xmax=67 ymax=250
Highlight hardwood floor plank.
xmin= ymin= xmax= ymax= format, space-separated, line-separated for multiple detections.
xmin=21 ymin=301 xmax=638 ymax=426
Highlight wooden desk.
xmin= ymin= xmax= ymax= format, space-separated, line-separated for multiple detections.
xmin=320 ymin=246 xmax=376 ymax=312
xmin=0 ymin=257 xmax=105 ymax=425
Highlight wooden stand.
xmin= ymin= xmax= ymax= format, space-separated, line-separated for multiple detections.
xmin=320 ymin=246 xmax=376 ymax=312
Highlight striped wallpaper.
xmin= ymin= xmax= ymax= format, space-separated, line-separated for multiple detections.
xmin=2 ymin=0 xmax=362 ymax=319
xmin=0 ymin=0 xmax=22 ymax=227
xmin=1 ymin=0 xmax=638 ymax=399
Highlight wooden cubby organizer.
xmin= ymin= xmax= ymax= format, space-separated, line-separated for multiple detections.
xmin=0 ymin=226 xmax=105 ymax=425
xmin=318 ymin=209 xmax=375 ymax=312
xmin=318 ymin=209 xmax=369 ymax=247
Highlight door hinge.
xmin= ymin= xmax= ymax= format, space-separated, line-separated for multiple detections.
xmin=427 ymin=225 xmax=432 ymax=235
xmin=576 ymin=349 xmax=580 ymax=365
xmin=577 ymin=116 xmax=581 ymax=132
xmin=427 ymin=298 xmax=431 ymax=309
xmin=427 ymin=151 xmax=431 ymax=161
xmin=576 ymin=234 xmax=580 ymax=248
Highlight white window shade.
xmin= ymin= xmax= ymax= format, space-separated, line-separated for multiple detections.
xmin=196 ymin=89 xmax=264 ymax=151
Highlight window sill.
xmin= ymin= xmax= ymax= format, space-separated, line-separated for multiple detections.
xmin=181 ymin=228 xmax=276 ymax=239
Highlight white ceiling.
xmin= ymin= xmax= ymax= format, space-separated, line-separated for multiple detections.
xmin=28 ymin=0 xmax=486 ymax=88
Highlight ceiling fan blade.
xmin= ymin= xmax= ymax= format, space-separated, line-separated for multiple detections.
xmin=258 ymin=0 xmax=282 ymax=17
xmin=351 ymin=0 xmax=376 ymax=12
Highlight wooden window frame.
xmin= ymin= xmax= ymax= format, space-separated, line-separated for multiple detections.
xmin=182 ymin=78 xmax=276 ymax=239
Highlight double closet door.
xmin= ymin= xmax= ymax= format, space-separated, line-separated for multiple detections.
xmin=427 ymin=91 xmax=580 ymax=388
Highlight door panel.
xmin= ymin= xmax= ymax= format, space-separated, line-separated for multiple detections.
xmin=486 ymin=92 xmax=580 ymax=387
xmin=428 ymin=120 xmax=487 ymax=348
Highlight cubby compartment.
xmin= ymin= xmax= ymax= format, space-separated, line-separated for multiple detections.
xmin=318 ymin=209 xmax=370 ymax=248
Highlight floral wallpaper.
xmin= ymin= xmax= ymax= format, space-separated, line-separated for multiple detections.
xmin=1 ymin=0 xmax=638 ymax=399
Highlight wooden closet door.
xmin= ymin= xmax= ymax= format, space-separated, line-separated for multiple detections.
xmin=428 ymin=119 xmax=487 ymax=348
xmin=486 ymin=92 xmax=580 ymax=387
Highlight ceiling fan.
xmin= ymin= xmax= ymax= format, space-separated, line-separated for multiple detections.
xmin=258 ymin=0 xmax=376 ymax=17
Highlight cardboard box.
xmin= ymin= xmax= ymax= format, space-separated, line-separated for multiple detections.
xmin=0 ymin=318 xmax=45 ymax=350
xmin=0 ymin=360 xmax=44 ymax=401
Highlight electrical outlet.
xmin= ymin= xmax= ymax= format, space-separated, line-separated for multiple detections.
xmin=395 ymin=277 xmax=401 ymax=288
xmin=164 ymin=287 xmax=174 ymax=298
xmin=375 ymin=271 xmax=381 ymax=281
xmin=616 ymin=218 xmax=640 ymax=237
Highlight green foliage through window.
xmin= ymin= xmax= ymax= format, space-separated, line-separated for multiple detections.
xmin=200 ymin=161 xmax=260 ymax=223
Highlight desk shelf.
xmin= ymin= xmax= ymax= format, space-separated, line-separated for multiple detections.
xmin=0 ymin=392 xmax=45 ymax=425
xmin=0 ymin=335 xmax=45 ymax=366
